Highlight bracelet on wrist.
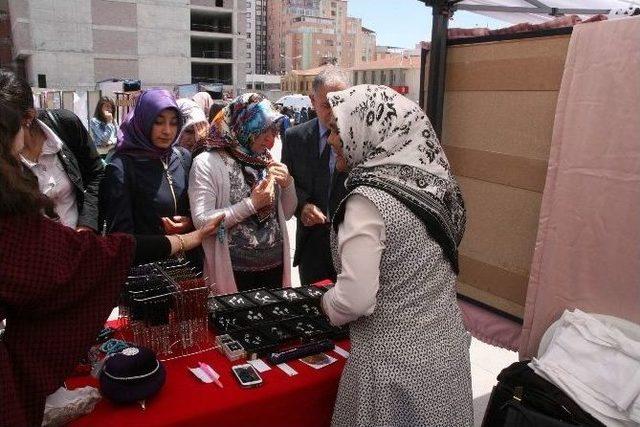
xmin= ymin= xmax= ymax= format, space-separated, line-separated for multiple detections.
xmin=175 ymin=234 xmax=186 ymax=261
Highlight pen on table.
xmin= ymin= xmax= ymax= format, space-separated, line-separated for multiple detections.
xmin=199 ymin=362 xmax=223 ymax=388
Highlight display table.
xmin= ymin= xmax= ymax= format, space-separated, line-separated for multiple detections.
xmin=66 ymin=337 xmax=350 ymax=427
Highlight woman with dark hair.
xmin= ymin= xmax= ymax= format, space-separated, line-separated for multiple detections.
xmin=0 ymin=100 xmax=223 ymax=426
xmin=89 ymin=96 xmax=117 ymax=147
xmin=0 ymin=70 xmax=104 ymax=231
xmin=208 ymin=100 xmax=226 ymax=123
xmin=101 ymin=89 xmax=194 ymax=239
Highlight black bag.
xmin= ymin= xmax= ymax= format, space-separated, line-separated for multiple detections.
xmin=481 ymin=361 xmax=605 ymax=427
xmin=123 ymin=79 xmax=141 ymax=92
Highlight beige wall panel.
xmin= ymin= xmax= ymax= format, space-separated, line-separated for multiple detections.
xmin=446 ymin=35 xmax=570 ymax=91
xmin=443 ymin=90 xmax=557 ymax=161
xmin=456 ymin=176 xmax=543 ymax=293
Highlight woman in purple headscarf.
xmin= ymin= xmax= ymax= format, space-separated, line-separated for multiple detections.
xmin=100 ymin=89 xmax=194 ymax=237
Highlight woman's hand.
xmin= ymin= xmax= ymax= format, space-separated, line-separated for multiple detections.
xmin=196 ymin=214 xmax=225 ymax=242
xmin=268 ymin=162 xmax=293 ymax=188
xmin=335 ymin=154 xmax=348 ymax=173
xmin=328 ymin=130 xmax=348 ymax=172
xmin=169 ymin=214 xmax=225 ymax=255
xmin=250 ymin=177 xmax=275 ymax=210
xmin=162 ymin=216 xmax=193 ymax=234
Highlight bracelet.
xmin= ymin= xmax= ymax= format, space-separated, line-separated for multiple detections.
xmin=175 ymin=234 xmax=186 ymax=261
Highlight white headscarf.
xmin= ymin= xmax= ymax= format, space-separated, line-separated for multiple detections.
xmin=176 ymin=98 xmax=208 ymax=143
xmin=192 ymin=92 xmax=214 ymax=117
xmin=328 ymin=84 xmax=466 ymax=272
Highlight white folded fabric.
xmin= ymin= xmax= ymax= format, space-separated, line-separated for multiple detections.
xmin=42 ymin=386 xmax=101 ymax=427
xmin=530 ymin=309 xmax=640 ymax=427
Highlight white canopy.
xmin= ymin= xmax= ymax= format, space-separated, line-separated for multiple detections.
xmin=453 ymin=0 xmax=639 ymax=24
xmin=275 ymin=94 xmax=312 ymax=110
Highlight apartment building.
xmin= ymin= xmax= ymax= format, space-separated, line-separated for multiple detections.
xmin=4 ymin=0 xmax=246 ymax=93
xmin=245 ymin=0 xmax=267 ymax=75
xmin=266 ymin=0 xmax=376 ymax=74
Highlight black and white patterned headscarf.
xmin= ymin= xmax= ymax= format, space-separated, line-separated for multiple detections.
xmin=328 ymin=84 xmax=466 ymax=273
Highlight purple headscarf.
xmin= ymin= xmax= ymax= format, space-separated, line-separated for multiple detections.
xmin=115 ymin=89 xmax=183 ymax=158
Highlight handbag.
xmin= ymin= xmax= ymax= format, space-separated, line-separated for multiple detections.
xmin=503 ymin=400 xmax=577 ymax=427
xmin=481 ymin=361 xmax=605 ymax=427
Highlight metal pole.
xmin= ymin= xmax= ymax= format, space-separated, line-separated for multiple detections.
xmin=425 ymin=0 xmax=453 ymax=140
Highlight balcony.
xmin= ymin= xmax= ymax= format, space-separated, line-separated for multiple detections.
xmin=191 ymin=23 xmax=232 ymax=34
xmin=192 ymin=63 xmax=233 ymax=86
xmin=191 ymin=39 xmax=234 ymax=62
xmin=190 ymin=8 xmax=233 ymax=39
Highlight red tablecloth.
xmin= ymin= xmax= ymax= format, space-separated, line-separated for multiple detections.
xmin=66 ymin=336 xmax=350 ymax=427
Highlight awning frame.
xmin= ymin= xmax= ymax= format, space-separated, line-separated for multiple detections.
xmin=417 ymin=0 xmax=613 ymax=139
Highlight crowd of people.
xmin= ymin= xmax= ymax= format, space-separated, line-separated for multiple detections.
xmin=0 ymin=66 xmax=473 ymax=426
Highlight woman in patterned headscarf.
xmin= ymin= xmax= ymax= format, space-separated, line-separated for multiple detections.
xmin=320 ymin=85 xmax=473 ymax=427
xmin=189 ymin=93 xmax=297 ymax=294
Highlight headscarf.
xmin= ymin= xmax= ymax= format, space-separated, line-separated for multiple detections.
xmin=192 ymin=91 xmax=214 ymax=117
xmin=193 ymin=93 xmax=284 ymax=223
xmin=175 ymin=98 xmax=208 ymax=147
xmin=116 ymin=89 xmax=183 ymax=159
xmin=328 ymin=85 xmax=466 ymax=273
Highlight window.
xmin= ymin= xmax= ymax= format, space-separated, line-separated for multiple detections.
xmin=216 ymin=0 xmax=223 ymax=7
xmin=353 ymin=72 xmax=358 ymax=85
xmin=247 ymin=42 xmax=252 ymax=49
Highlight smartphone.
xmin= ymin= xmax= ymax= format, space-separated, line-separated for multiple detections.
xmin=231 ymin=363 xmax=263 ymax=388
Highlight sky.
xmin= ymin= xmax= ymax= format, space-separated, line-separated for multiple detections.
xmin=347 ymin=0 xmax=511 ymax=49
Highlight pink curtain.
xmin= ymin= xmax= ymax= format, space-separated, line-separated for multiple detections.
xmin=519 ymin=17 xmax=640 ymax=359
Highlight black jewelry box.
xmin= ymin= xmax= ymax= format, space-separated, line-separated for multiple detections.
xmin=282 ymin=317 xmax=333 ymax=340
xmin=296 ymin=285 xmax=328 ymax=299
xmin=264 ymin=303 xmax=302 ymax=321
xmin=243 ymin=289 xmax=283 ymax=306
xmin=259 ymin=324 xmax=298 ymax=344
xmin=216 ymin=293 xmax=256 ymax=311
xmin=206 ymin=296 xmax=226 ymax=314
xmin=210 ymin=311 xmax=248 ymax=333
xmin=271 ymin=288 xmax=306 ymax=303
xmin=235 ymin=307 xmax=273 ymax=327
xmin=298 ymin=302 xmax=323 ymax=317
xmin=229 ymin=328 xmax=279 ymax=355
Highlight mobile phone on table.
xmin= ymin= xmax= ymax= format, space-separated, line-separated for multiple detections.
xmin=231 ymin=363 xmax=263 ymax=388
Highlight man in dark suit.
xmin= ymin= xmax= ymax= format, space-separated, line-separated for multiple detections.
xmin=282 ymin=67 xmax=349 ymax=285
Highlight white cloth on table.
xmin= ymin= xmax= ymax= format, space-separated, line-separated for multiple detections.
xmin=42 ymin=386 xmax=101 ymax=426
xmin=530 ymin=309 xmax=640 ymax=427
